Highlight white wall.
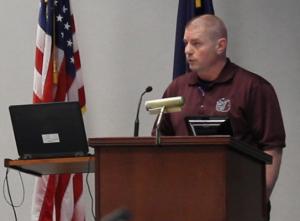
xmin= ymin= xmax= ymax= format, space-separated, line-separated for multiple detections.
xmin=0 ymin=0 xmax=299 ymax=220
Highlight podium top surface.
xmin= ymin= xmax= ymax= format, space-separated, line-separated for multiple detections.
xmin=88 ymin=136 xmax=272 ymax=164
xmin=89 ymin=135 xmax=231 ymax=146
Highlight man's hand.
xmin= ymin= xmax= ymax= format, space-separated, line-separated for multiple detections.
xmin=264 ymin=147 xmax=283 ymax=199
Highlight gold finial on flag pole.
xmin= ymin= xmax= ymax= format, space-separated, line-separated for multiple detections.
xmin=195 ymin=0 xmax=202 ymax=8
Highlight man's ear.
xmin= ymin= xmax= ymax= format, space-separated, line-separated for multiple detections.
xmin=216 ymin=38 xmax=227 ymax=55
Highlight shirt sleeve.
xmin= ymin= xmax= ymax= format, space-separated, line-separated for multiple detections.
xmin=246 ymin=80 xmax=286 ymax=150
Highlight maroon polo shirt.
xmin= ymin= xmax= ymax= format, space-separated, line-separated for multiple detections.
xmin=157 ymin=60 xmax=286 ymax=150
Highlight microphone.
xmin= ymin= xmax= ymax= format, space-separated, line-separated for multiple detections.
xmin=145 ymin=96 xmax=184 ymax=114
xmin=134 ymin=86 xmax=153 ymax=137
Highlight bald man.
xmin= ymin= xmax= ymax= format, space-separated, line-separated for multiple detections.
xmin=155 ymin=15 xmax=285 ymax=220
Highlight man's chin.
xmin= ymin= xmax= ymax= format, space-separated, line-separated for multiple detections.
xmin=188 ymin=65 xmax=199 ymax=72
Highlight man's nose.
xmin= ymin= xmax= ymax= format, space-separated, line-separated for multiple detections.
xmin=185 ymin=43 xmax=193 ymax=55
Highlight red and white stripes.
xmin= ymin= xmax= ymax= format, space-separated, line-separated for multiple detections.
xmin=31 ymin=1 xmax=86 ymax=220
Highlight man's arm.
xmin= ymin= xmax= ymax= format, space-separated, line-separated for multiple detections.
xmin=264 ymin=147 xmax=283 ymax=199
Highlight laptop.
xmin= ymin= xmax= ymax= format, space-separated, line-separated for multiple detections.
xmin=9 ymin=101 xmax=89 ymax=159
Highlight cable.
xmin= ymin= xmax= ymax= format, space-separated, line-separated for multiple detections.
xmin=3 ymin=169 xmax=18 ymax=221
xmin=3 ymin=170 xmax=25 ymax=207
xmin=86 ymin=156 xmax=96 ymax=220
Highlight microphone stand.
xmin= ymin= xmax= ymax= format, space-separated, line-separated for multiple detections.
xmin=134 ymin=86 xmax=152 ymax=137
xmin=134 ymin=91 xmax=146 ymax=137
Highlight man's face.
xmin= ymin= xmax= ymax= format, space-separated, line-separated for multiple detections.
xmin=184 ymin=26 xmax=219 ymax=73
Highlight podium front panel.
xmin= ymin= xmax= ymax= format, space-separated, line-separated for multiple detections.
xmin=97 ymin=146 xmax=227 ymax=221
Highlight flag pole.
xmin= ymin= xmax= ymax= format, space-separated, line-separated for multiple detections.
xmin=51 ymin=0 xmax=58 ymax=84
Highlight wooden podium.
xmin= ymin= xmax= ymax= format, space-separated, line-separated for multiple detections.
xmin=89 ymin=136 xmax=272 ymax=221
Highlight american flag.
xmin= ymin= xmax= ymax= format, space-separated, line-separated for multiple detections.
xmin=32 ymin=0 xmax=86 ymax=220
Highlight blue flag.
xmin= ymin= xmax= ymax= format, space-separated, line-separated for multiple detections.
xmin=173 ymin=0 xmax=214 ymax=79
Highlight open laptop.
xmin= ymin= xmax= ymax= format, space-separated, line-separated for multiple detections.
xmin=9 ymin=101 xmax=89 ymax=159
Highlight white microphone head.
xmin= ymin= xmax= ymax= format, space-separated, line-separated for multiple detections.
xmin=145 ymin=96 xmax=184 ymax=114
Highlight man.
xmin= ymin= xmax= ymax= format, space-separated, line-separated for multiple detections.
xmin=155 ymin=14 xmax=285 ymax=219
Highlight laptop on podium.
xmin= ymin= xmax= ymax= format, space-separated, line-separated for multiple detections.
xmin=9 ymin=101 xmax=89 ymax=159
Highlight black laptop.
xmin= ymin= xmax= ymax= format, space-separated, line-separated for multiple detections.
xmin=9 ymin=102 xmax=89 ymax=159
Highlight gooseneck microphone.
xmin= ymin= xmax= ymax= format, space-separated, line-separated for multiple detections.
xmin=134 ymin=86 xmax=153 ymax=137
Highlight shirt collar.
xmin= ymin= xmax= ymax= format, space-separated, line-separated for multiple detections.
xmin=188 ymin=58 xmax=238 ymax=89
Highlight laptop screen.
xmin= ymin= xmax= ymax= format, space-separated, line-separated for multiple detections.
xmin=9 ymin=102 xmax=89 ymax=159
xmin=185 ymin=116 xmax=233 ymax=136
